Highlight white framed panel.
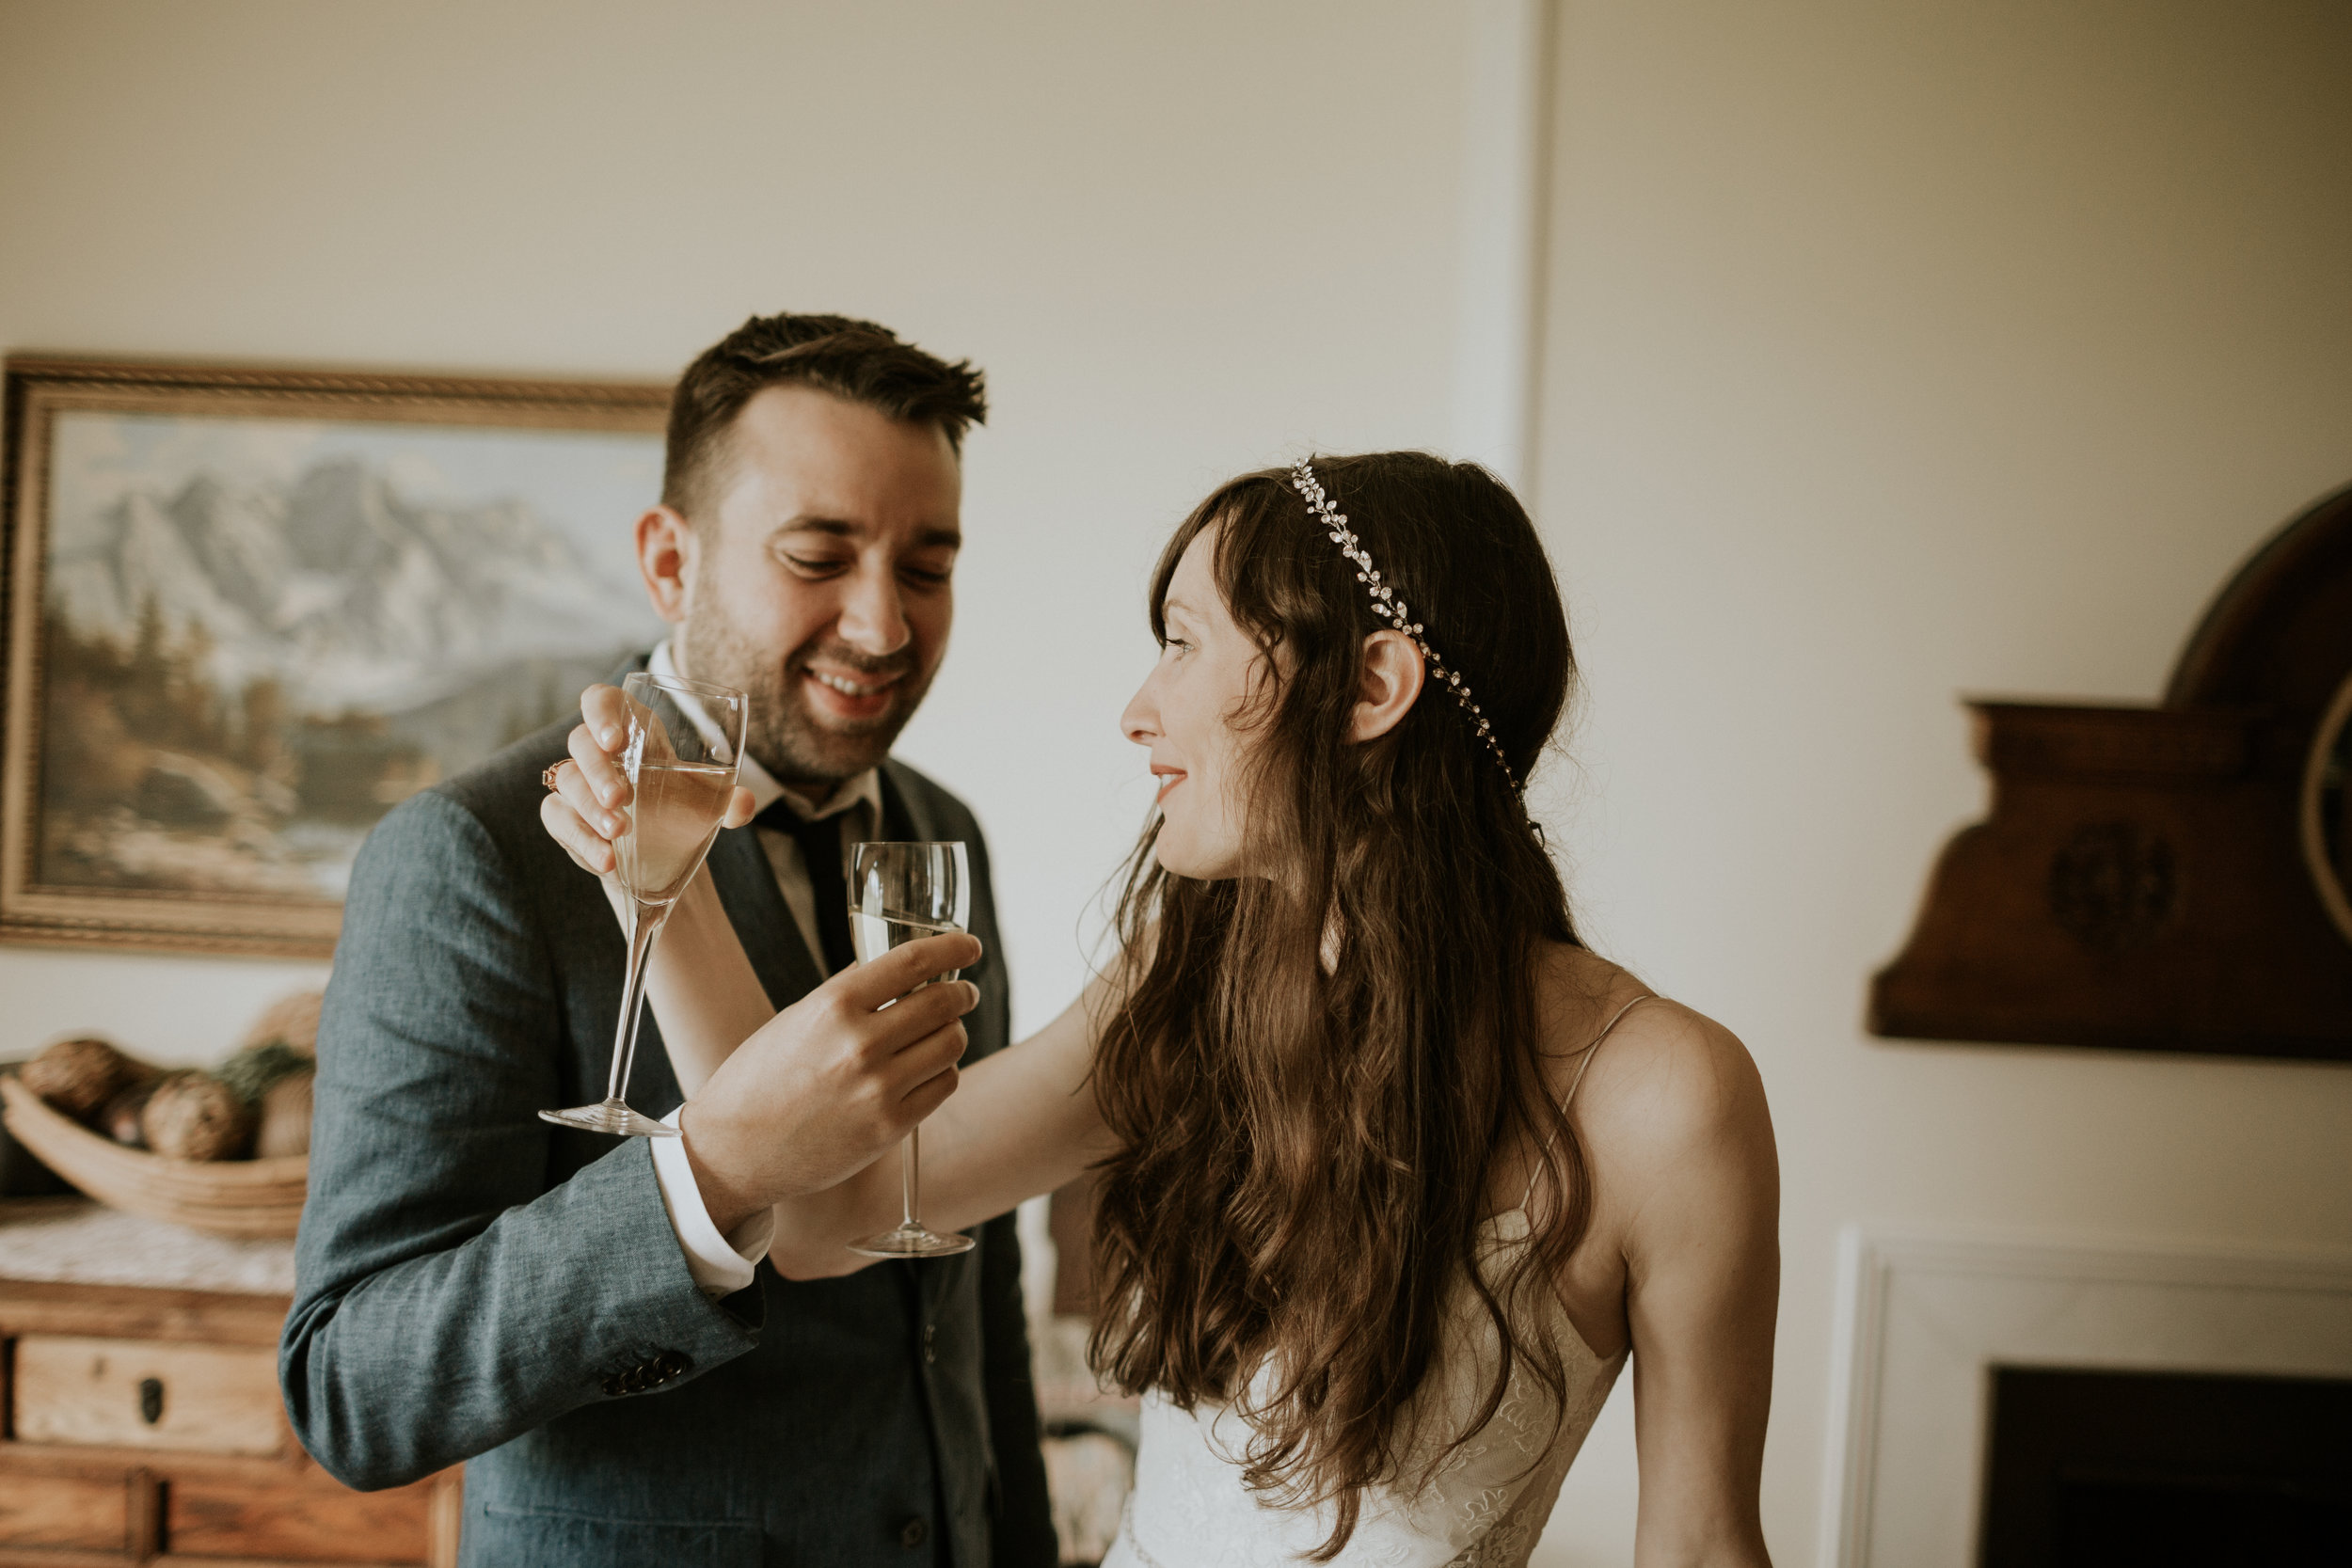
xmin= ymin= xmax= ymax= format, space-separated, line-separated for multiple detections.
xmin=1819 ymin=1227 xmax=2352 ymax=1568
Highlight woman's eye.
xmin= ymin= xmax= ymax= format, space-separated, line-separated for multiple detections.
xmin=784 ymin=555 xmax=849 ymax=576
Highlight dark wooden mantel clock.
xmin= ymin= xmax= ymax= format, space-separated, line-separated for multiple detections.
xmin=1872 ymin=483 xmax=2352 ymax=1062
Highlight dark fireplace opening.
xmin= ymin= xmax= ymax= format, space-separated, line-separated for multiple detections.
xmin=1979 ymin=1366 xmax=2352 ymax=1568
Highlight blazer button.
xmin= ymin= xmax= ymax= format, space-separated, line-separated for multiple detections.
xmin=657 ymin=1349 xmax=693 ymax=1378
xmin=922 ymin=1323 xmax=937 ymax=1366
xmin=899 ymin=1516 xmax=928 ymax=1548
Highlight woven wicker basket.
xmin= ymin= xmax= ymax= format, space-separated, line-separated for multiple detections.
xmin=0 ymin=1077 xmax=305 ymax=1238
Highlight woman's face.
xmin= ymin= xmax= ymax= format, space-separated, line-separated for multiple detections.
xmin=1120 ymin=524 xmax=1269 ymax=880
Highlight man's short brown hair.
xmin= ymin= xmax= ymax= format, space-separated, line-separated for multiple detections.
xmin=662 ymin=311 xmax=988 ymax=522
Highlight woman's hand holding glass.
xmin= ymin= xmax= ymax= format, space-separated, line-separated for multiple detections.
xmin=541 ymin=683 xmax=759 ymax=888
xmin=540 ymin=673 xmax=752 ymax=1137
xmin=542 ymin=684 xmax=979 ymax=1229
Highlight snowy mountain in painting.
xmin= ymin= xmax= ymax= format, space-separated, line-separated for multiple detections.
xmin=47 ymin=455 xmax=660 ymax=715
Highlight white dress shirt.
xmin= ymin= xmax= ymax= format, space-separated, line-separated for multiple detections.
xmin=639 ymin=640 xmax=883 ymax=1296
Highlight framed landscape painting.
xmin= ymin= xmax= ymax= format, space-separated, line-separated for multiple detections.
xmin=1 ymin=356 xmax=670 ymax=956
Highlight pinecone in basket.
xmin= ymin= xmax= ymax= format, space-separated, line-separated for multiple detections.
xmin=20 ymin=1037 xmax=155 ymax=1122
xmin=141 ymin=1071 xmax=256 ymax=1163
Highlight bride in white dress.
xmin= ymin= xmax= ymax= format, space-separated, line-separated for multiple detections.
xmin=548 ymin=451 xmax=1779 ymax=1565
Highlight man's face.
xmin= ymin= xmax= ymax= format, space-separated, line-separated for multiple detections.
xmin=660 ymin=384 xmax=961 ymax=787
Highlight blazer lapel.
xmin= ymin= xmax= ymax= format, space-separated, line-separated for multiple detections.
xmin=705 ymin=821 xmax=825 ymax=1010
xmin=880 ymin=762 xmax=935 ymax=844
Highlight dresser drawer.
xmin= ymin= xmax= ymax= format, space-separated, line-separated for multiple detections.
xmin=167 ymin=1474 xmax=433 ymax=1563
xmin=0 ymin=1465 xmax=134 ymax=1551
xmin=12 ymin=1334 xmax=287 ymax=1457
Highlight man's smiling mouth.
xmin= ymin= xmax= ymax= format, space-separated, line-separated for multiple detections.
xmin=799 ymin=663 xmax=906 ymax=723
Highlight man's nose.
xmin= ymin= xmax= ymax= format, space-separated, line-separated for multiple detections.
xmin=834 ymin=566 xmax=911 ymax=657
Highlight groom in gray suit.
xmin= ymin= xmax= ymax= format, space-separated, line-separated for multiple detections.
xmin=281 ymin=313 xmax=1056 ymax=1567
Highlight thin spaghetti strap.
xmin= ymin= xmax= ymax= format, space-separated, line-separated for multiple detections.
xmin=1518 ymin=992 xmax=1658 ymax=1211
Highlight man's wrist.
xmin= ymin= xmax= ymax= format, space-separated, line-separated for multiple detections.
xmin=678 ymin=1102 xmax=764 ymax=1237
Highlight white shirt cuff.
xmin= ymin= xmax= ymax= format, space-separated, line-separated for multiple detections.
xmin=649 ymin=1108 xmax=775 ymax=1298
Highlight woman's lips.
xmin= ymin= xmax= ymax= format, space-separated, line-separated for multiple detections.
xmin=1153 ymin=769 xmax=1186 ymax=802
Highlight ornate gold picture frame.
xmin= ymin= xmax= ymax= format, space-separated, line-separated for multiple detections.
xmin=1 ymin=356 xmax=669 ymax=957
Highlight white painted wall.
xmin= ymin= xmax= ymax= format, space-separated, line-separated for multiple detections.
xmin=5 ymin=4 xmax=2350 ymax=1564
xmin=0 ymin=0 xmax=1469 ymax=1062
xmin=1533 ymin=3 xmax=2352 ymax=1562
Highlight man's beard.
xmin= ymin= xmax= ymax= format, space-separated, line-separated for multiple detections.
xmin=677 ymin=605 xmax=932 ymax=789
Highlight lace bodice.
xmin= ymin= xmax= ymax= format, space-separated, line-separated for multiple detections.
xmin=1102 ymin=995 xmax=1653 ymax=1567
xmin=1102 ymin=1209 xmax=1627 ymax=1568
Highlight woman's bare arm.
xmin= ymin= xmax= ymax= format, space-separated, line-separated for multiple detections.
xmin=1580 ymin=1006 xmax=1779 ymax=1568
xmin=638 ymin=866 xmax=773 ymax=1097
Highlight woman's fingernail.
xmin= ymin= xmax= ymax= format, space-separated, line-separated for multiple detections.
xmin=600 ymin=726 xmax=622 ymax=748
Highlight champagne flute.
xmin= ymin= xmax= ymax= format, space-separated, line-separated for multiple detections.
xmin=846 ymin=840 xmax=977 ymax=1259
xmin=541 ymin=671 xmax=747 ymax=1138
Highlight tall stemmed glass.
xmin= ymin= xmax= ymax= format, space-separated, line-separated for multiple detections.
xmin=846 ymin=841 xmax=977 ymax=1258
xmin=541 ymin=671 xmax=747 ymax=1138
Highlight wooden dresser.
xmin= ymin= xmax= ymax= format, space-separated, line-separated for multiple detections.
xmin=0 ymin=1200 xmax=457 ymax=1567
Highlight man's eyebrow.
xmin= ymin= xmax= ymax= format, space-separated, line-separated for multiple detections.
xmin=772 ymin=515 xmax=857 ymax=540
xmin=770 ymin=516 xmax=961 ymax=550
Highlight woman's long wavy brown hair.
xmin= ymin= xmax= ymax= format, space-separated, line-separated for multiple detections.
xmin=1089 ymin=451 xmax=1590 ymax=1558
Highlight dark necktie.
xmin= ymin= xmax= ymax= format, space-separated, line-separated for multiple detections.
xmin=759 ymin=801 xmax=857 ymax=977
xmin=768 ymin=782 xmax=946 ymax=1562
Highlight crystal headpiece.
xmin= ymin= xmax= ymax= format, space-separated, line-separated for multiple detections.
xmin=1291 ymin=459 xmax=1521 ymax=793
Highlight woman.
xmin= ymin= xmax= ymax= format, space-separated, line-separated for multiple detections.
xmin=549 ymin=452 xmax=1778 ymax=1565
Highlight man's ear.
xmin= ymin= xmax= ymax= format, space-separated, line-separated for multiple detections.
xmin=636 ymin=505 xmax=695 ymax=625
xmin=1349 ymin=629 xmax=1426 ymax=742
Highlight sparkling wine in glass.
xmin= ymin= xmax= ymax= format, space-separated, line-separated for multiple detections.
xmin=541 ymin=672 xmax=747 ymax=1138
xmin=846 ymin=840 xmax=976 ymax=1259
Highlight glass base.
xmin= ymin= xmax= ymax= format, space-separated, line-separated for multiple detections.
xmin=538 ymin=1100 xmax=678 ymax=1138
xmin=849 ymin=1223 xmax=976 ymax=1259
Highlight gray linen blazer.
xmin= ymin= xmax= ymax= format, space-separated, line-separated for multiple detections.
xmin=280 ymin=706 xmax=1055 ymax=1568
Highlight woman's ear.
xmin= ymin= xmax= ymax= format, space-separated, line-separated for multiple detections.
xmin=1350 ymin=629 xmax=1426 ymax=742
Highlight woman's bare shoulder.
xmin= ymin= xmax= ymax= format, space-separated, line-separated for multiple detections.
xmin=1534 ymin=945 xmax=1773 ymax=1184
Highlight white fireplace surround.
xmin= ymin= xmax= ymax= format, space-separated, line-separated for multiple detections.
xmin=1817 ymin=1226 xmax=2352 ymax=1568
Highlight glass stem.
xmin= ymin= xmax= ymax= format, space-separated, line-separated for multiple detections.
xmin=900 ymin=1127 xmax=921 ymax=1229
xmin=604 ymin=897 xmax=672 ymax=1105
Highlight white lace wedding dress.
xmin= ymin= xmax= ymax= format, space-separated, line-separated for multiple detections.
xmin=1101 ymin=999 xmax=1649 ymax=1568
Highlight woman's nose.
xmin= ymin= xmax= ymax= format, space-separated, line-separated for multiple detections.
xmin=1120 ymin=676 xmax=1160 ymax=747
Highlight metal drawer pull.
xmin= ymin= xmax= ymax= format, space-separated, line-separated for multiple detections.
xmin=138 ymin=1377 xmax=165 ymax=1425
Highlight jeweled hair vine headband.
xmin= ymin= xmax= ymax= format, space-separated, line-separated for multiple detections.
xmin=1290 ymin=459 xmax=1522 ymax=794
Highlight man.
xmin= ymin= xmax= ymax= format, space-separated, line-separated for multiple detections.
xmin=281 ymin=313 xmax=1057 ymax=1567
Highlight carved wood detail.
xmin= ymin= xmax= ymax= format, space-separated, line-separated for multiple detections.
xmin=1870 ymin=483 xmax=2352 ymax=1060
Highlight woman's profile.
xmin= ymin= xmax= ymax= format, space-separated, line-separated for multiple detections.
xmin=548 ymin=451 xmax=1779 ymax=1565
